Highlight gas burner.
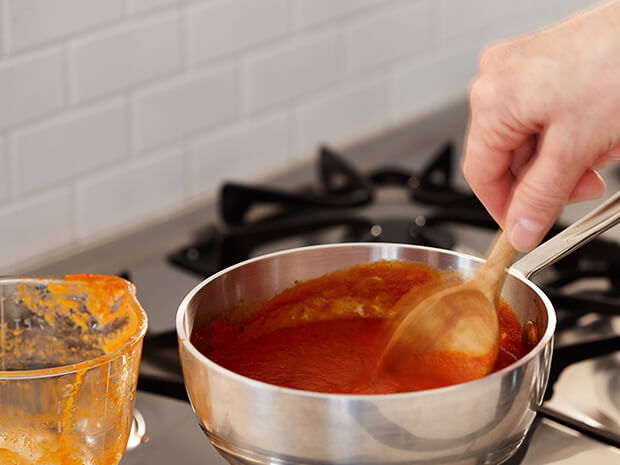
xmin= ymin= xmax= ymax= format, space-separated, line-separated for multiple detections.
xmin=168 ymin=214 xmax=459 ymax=277
xmin=342 ymin=217 xmax=456 ymax=250
xmin=169 ymin=143 xmax=484 ymax=275
xmin=169 ymin=214 xmax=372 ymax=276
xmin=368 ymin=142 xmax=483 ymax=210
xmin=219 ymin=147 xmax=373 ymax=226
xmin=219 ymin=143 xmax=481 ymax=227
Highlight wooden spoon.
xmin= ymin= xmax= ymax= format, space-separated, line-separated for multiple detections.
xmin=377 ymin=231 xmax=517 ymax=384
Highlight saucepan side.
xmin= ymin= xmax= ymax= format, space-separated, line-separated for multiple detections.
xmin=176 ymin=191 xmax=619 ymax=465
xmin=176 ymin=243 xmax=552 ymax=465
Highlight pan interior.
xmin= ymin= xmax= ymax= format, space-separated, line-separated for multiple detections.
xmin=182 ymin=243 xmax=551 ymax=376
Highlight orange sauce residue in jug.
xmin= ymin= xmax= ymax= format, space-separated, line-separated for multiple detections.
xmin=191 ymin=260 xmax=531 ymax=394
xmin=0 ymin=274 xmax=145 ymax=465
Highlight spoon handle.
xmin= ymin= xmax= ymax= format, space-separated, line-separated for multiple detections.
xmin=478 ymin=231 xmax=517 ymax=281
xmin=475 ymin=231 xmax=517 ymax=299
xmin=511 ymin=190 xmax=620 ymax=279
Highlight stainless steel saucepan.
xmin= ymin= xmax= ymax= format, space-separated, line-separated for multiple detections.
xmin=176 ymin=191 xmax=619 ymax=465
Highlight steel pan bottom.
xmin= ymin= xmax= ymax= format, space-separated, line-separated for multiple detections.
xmin=210 ymin=431 xmax=532 ymax=465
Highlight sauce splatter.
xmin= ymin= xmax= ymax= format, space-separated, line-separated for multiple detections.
xmin=192 ymin=260 xmax=529 ymax=394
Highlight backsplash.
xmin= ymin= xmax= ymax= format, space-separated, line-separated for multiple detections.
xmin=0 ymin=0 xmax=596 ymax=272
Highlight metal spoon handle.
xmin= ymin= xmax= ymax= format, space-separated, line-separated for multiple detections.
xmin=511 ymin=190 xmax=620 ymax=279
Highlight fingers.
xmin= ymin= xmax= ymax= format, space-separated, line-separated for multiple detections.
xmin=466 ymin=121 xmax=606 ymax=252
xmin=462 ymin=122 xmax=514 ymax=224
xmin=504 ymin=126 xmax=590 ymax=252
xmin=510 ymin=135 xmax=537 ymax=178
xmin=462 ymin=114 xmax=534 ymax=225
xmin=463 ymin=74 xmax=542 ymax=226
xmin=593 ymin=144 xmax=620 ymax=169
xmin=567 ymin=169 xmax=606 ymax=203
xmin=462 ymin=2 xmax=620 ymax=254
xmin=607 ymin=144 xmax=620 ymax=158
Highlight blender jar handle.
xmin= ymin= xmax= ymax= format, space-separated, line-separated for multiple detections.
xmin=511 ymin=190 xmax=620 ymax=280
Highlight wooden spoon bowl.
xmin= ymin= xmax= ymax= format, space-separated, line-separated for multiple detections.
xmin=377 ymin=232 xmax=516 ymax=384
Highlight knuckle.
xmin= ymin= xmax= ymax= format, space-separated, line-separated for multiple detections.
xmin=547 ymin=125 xmax=591 ymax=167
xmin=469 ymin=76 xmax=501 ymax=111
xmin=517 ymin=178 xmax=568 ymax=213
xmin=478 ymin=46 xmax=497 ymax=72
xmin=473 ymin=42 xmax=519 ymax=110
xmin=564 ymin=149 xmax=586 ymax=169
xmin=461 ymin=157 xmax=477 ymax=184
xmin=478 ymin=43 xmax=510 ymax=72
xmin=468 ymin=78 xmax=483 ymax=108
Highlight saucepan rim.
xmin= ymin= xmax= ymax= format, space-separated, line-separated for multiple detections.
xmin=176 ymin=242 xmax=556 ymax=400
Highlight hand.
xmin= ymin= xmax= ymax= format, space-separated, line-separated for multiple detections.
xmin=462 ymin=0 xmax=620 ymax=251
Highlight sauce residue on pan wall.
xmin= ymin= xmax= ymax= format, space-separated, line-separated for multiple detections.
xmin=191 ymin=260 xmax=530 ymax=394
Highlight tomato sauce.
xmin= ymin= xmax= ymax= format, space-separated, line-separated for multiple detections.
xmin=191 ymin=260 xmax=530 ymax=394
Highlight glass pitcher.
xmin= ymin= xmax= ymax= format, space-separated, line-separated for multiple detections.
xmin=0 ymin=275 xmax=148 ymax=465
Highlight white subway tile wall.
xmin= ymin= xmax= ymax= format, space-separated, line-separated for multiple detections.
xmin=12 ymin=99 xmax=128 ymax=196
xmin=188 ymin=0 xmax=290 ymax=65
xmin=75 ymin=146 xmax=185 ymax=239
xmin=437 ymin=0 xmax=522 ymax=41
xmin=348 ymin=2 xmax=431 ymax=73
xmin=296 ymin=79 xmax=387 ymax=155
xmin=390 ymin=45 xmax=480 ymax=121
xmin=296 ymin=0 xmax=381 ymax=28
xmin=0 ymin=0 xmax=598 ymax=271
xmin=244 ymin=30 xmax=344 ymax=112
xmin=0 ymin=188 xmax=73 ymax=268
xmin=70 ymin=12 xmax=182 ymax=103
xmin=0 ymin=48 xmax=64 ymax=130
xmin=4 ymin=0 xmax=125 ymax=52
xmin=133 ymin=65 xmax=237 ymax=150
xmin=189 ymin=111 xmax=289 ymax=197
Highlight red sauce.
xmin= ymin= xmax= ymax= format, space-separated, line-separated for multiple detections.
xmin=191 ymin=260 xmax=529 ymax=394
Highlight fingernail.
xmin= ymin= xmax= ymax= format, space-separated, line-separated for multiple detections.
xmin=510 ymin=218 xmax=545 ymax=252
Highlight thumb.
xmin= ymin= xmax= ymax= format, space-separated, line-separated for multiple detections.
xmin=505 ymin=127 xmax=589 ymax=252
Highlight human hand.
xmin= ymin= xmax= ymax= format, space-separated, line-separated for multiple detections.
xmin=462 ymin=0 xmax=620 ymax=251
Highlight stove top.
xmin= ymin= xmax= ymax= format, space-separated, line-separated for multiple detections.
xmin=29 ymin=101 xmax=620 ymax=464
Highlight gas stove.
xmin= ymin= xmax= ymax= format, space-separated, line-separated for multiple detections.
xmin=31 ymin=102 xmax=619 ymax=464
